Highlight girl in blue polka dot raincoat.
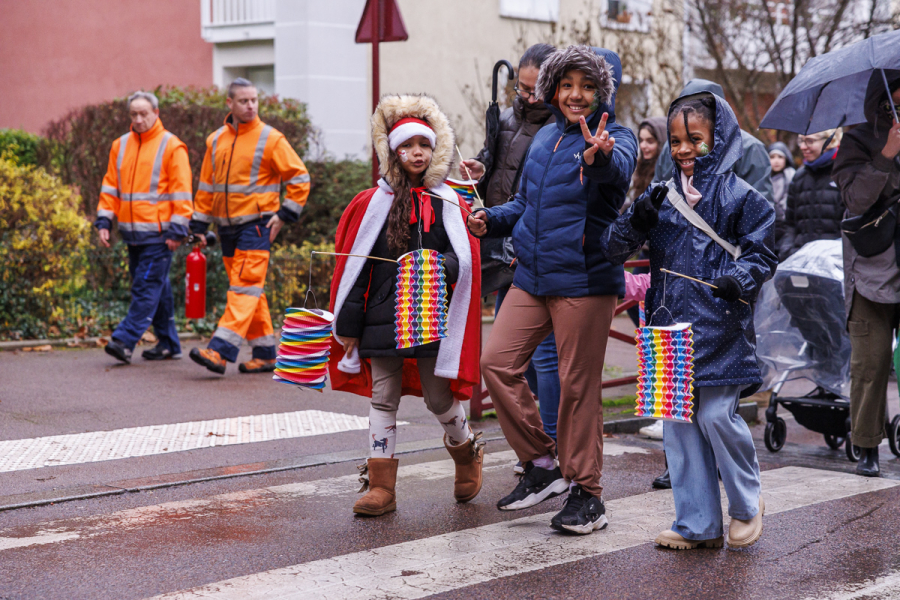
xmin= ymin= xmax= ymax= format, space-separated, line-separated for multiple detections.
xmin=601 ymin=91 xmax=777 ymax=550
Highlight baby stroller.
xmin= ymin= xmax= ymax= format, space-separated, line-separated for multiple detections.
xmin=754 ymin=240 xmax=900 ymax=463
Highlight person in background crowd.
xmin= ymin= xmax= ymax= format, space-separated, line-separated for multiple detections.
xmin=654 ymin=80 xmax=774 ymax=205
xmin=778 ymin=129 xmax=843 ymax=261
xmin=833 ymin=71 xmax=900 ymax=478
xmin=460 ymin=43 xmax=561 ymax=466
xmin=189 ymin=78 xmax=310 ymax=375
xmin=767 ymin=142 xmax=796 ymax=213
xmin=624 ymin=117 xmax=666 ymax=335
xmin=626 ymin=117 xmax=667 ymax=211
xmin=468 ymin=45 xmax=637 ymax=535
xmin=95 ymin=91 xmax=192 ymax=364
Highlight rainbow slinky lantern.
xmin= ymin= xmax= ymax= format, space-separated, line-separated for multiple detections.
xmin=273 ymin=307 xmax=333 ymax=390
xmin=635 ymin=323 xmax=694 ymax=423
xmin=394 ymin=249 xmax=449 ymax=349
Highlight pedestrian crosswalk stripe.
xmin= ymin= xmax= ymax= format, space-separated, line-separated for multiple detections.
xmin=147 ymin=466 xmax=896 ymax=600
xmin=803 ymin=570 xmax=900 ymax=600
xmin=0 ymin=410 xmax=406 ymax=473
xmin=0 ymin=449 xmax=647 ymax=553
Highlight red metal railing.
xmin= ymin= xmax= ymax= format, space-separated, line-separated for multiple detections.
xmin=469 ymin=259 xmax=649 ymax=420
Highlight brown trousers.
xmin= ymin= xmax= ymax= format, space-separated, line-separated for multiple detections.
xmin=481 ymin=286 xmax=616 ymax=498
xmin=848 ymin=291 xmax=899 ymax=448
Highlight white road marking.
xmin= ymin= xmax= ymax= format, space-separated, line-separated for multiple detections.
xmin=805 ymin=571 xmax=900 ymax=600
xmin=0 ymin=411 xmax=406 ymax=473
xmin=0 ymin=446 xmax=644 ymax=553
xmin=146 ymin=467 xmax=897 ymax=600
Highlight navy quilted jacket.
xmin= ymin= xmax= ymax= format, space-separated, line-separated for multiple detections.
xmin=601 ymin=92 xmax=777 ymax=389
xmin=478 ymin=47 xmax=637 ymax=298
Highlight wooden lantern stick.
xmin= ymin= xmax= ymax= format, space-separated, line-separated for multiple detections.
xmin=660 ymin=268 xmax=750 ymax=305
xmin=455 ymin=145 xmax=484 ymax=209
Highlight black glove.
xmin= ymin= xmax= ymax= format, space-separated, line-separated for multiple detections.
xmin=630 ymin=185 xmax=667 ymax=233
xmin=711 ymin=275 xmax=742 ymax=302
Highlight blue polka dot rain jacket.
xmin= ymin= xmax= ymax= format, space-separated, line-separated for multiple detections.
xmin=601 ymin=92 xmax=777 ymax=390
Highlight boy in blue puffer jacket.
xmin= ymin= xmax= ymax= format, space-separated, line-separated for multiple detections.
xmin=602 ymin=92 xmax=776 ymax=550
xmin=467 ymin=45 xmax=636 ymax=535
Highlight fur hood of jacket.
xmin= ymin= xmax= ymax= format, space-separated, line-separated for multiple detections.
xmin=535 ymin=45 xmax=616 ymax=110
xmin=371 ymin=94 xmax=455 ymax=190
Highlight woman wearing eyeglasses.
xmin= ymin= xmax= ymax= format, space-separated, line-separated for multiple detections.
xmin=777 ymin=128 xmax=843 ymax=261
xmin=460 ymin=43 xmax=556 ymax=208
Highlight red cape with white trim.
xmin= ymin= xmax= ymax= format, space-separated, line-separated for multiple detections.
xmin=328 ymin=182 xmax=481 ymax=400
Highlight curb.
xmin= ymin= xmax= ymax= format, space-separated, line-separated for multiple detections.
xmin=0 ymin=333 xmax=203 ymax=352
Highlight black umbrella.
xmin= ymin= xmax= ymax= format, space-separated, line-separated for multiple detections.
xmin=760 ymin=29 xmax=900 ymax=134
xmin=478 ymin=60 xmax=514 ymax=191
xmin=478 ymin=59 xmax=516 ymax=296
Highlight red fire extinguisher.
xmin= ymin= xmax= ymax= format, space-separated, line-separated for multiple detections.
xmin=185 ymin=232 xmax=216 ymax=319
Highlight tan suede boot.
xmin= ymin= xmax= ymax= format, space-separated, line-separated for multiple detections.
xmin=727 ymin=496 xmax=765 ymax=549
xmin=352 ymin=458 xmax=399 ymax=516
xmin=444 ymin=431 xmax=485 ymax=503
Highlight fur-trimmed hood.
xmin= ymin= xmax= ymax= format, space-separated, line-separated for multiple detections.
xmin=535 ymin=45 xmax=618 ymax=118
xmin=371 ymin=94 xmax=455 ymax=190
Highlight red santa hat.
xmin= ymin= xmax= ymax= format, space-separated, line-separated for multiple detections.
xmin=388 ymin=117 xmax=436 ymax=151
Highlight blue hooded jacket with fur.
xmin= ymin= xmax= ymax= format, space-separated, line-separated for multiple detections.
xmin=601 ymin=92 xmax=777 ymax=389
xmin=477 ymin=46 xmax=637 ymax=297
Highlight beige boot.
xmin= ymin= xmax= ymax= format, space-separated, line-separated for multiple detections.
xmin=727 ymin=496 xmax=765 ymax=549
xmin=655 ymin=529 xmax=724 ymax=550
xmin=352 ymin=458 xmax=399 ymax=516
xmin=444 ymin=431 xmax=485 ymax=503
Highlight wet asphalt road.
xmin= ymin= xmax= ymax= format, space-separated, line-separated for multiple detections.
xmin=2 ymin=318 xmax=900 ymax=599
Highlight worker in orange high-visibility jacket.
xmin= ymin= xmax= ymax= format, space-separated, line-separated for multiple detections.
xmin=189 ymin=78 xmax=311 ymax=375
xmin=95 ymin=91 xmax=193 ymax=365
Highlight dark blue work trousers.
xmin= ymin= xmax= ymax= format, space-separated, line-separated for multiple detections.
xmin=112 ymin=243 xmax=181 ymax=354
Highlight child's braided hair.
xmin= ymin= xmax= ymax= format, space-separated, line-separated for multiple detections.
xmin=668 ymin=95 xmax=716 ymax=131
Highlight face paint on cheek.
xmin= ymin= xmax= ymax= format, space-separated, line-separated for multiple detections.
xmin=589 ymin=90 xmax=601 ymax=113
xmin=398 ymin=150 xmax=408 ymax=163
xmin=698 ymin=142 xmax=710 ymax=156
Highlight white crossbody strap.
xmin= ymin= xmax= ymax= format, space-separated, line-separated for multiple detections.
xmin=664 ymin=179 xmax=741 ymax=259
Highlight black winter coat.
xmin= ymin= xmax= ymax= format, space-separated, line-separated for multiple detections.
xmin=474 ymin=96 xmax=554 ymax=208
xmin=778 ymin=153 xmax=842 ymax=260
xmin=334 ymin=194 xmax=459 ymax=358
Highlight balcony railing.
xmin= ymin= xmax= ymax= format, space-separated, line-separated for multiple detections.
xmin=201 ymin=0 xmax=275 ymax=42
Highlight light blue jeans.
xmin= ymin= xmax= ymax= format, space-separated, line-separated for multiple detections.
xmin=664 ymin=385 xmax=761 ymax=541
xmin=495 ymin=286 xmax=560 ymax=441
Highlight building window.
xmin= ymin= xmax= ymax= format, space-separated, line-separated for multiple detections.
xmin=499 ymin=0 xmax=559 ymax=23
xmin=601 ymin=0 xmax=652 ymax=32
xmin=225 ymin=65 xmax=275 ymax=96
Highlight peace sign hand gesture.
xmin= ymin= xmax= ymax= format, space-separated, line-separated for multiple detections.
xmin=580 ymin=112 xmax=615 ymax=166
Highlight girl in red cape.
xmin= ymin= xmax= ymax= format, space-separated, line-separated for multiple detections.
xmin=329 ymin=94 xmax=482 ymax=516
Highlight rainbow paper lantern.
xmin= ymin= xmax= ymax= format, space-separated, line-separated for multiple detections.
xmin=273 ymin=307 xmax=333 ymax=391
xmin=634 ymin=322 xmax=694 ymax=422
xmin=445 ymin=178 xmax=478 ymax=206
xmin=394 ymin=249 xmax=449 ymax=349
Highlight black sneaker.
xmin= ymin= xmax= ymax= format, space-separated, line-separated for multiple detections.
xmin=104 ymin=338 xmax=132 ymax=364
xmin=497 ymin=462 xmax=568 ymax=511
xmin=550 ymin=485 xmax=608 ymax=535
xmin=141 ymin=345 xmax=182 ymax=361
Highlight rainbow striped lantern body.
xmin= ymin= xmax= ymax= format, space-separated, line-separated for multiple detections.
xmin=635 ymin=322 xmax=695 ymax=422
xmin=273 ymin=308 xmax=334 ymax=391
xmin=395 ymin=249 xmax=449 ymax=349
xmin=445 ymin=178 xmax=478 ymax=207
